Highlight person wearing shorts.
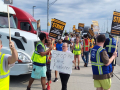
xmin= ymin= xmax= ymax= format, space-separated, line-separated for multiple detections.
xmin=27 ymin=33 xmax=52 ymax=90
xmin=91 ymin=35 xmax=117 ymax=90
xmin=72 ymin=37 xmax=82 ymax=70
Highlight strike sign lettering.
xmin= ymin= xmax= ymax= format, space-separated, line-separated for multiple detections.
xmin=49 ymin=18 xmax=66 ymax=39
xmin=111 ymin=11 xmax=120 ymax=36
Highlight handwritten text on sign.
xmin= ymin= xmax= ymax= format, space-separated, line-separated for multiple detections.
xmin=50 ymin=50 xmax=74 ymax=74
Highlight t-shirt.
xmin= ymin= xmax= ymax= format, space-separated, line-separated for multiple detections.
xmin=33 ymin=44 xmax=46 ymax=66
xmin=93 ymin=50 xmax=112 ymax=80
xmin=56 ymin=43 xmax=63 ymax=51
xmin=62 ymin=40 xmax=71 ymax=51
xmin=2 ymin=54 xmax=14 ymax=72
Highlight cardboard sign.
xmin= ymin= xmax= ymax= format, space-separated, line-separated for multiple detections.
xmin=49 ymin=18 xmax=66 ymax=39
xmin=92 ymin=21 xmax=99 ymax=32
xmin=78 ymin=23 xmax=84 ymax=31
xmin=75 ymin=29 xmax=80 ymax=34
xmin=111 ymin=11 xmax=120 ymax=36
xmin=91 ymin=24 xmax=93 ymax=30
xmin=87 ymin=29 xmax=94 ymax=38
xmin=50 ymin=50 xmax=74 ymax=74
xmin=4 ymin=0 xmax=13 ymax=5
xmin=73 ymin=25 xmax=76 ymax=33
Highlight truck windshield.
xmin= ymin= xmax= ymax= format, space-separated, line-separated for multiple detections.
xmin=32 ymin=22 xmax=37 ymax=31
xmin=0 ymin=13 xmax=17 ymax=28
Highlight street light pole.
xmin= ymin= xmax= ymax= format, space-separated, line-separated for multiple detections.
xmin=47 ymin=0 xmax=57 ymax=32
xmin=47 ymin=0 xmax=49 ymax=32
xmin=33 ymin=6 xmax=36 ymax=17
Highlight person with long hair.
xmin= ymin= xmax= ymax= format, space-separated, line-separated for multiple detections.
xmin=72 ymin=37 xmax=82 ymax=70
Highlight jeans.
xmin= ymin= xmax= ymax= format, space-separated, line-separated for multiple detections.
xmin=82 ymin=51 xmax=89 ymax=66
xmin=59 ymin=73 xmax=70 ymax=90
xmin=46 ymin=64 xmax=51 ymax=81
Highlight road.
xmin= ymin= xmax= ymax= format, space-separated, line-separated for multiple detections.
xmin=10 ymin=38 xmax=120 ymax=90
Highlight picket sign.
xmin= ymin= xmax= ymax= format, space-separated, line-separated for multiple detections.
xmin=7 ymin=5 xmax=11 ymax=42
xmin=114 ymin=36 xmax=118 ymax=64
xmin=50 ymin=50 xmax=74 ymax=74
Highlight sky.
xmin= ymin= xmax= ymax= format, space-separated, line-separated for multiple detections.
xmin=3 ymin=0 xmax=120 ymax=33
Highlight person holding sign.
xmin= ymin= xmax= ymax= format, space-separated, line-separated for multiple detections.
xmin=59 ymin=43 xmax=72 ymax=90
xmin=27 ymin=33 xmax=52 ymax=90
xmin=104 ymin=34 xmax=117 ymax=77
xmin=0 ymin=40 xmax=18 ymax=90
xmin=72 ymin=37 xmax=82 ymax=70
xmin=91 ymin=35 xmax=117 ymax=90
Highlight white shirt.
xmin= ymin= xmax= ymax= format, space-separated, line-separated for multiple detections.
xmin=2 ymin=54 xmax=14 ymax=72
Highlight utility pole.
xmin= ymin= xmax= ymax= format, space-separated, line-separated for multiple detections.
xmin=47 ymin=0 xmax=57 ymax=32
xmin=33 ymin=6 xmax=36 ymax=17
xmin=107 ymin=18 xmax=108 ymax=32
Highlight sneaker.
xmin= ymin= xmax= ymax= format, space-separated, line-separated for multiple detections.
xmin=74 ymin=66 xmax=77 ymax=69
xmin=26 ymin=86 xmax=31 ymax=90
xmin=78 ymin=66 xmax=80 ymax=70
xmin=53 ymin=78 xmax=58 ymax=82
xmin=46 ymin=80 xmax=52 ymax=85
xmin=47 ymin=85 xmax=50 ymax=90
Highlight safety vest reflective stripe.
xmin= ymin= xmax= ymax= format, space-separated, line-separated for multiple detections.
xmin=34 ymin=51 xmax=40 ymax=55
xmin=0 ymin=73 xmax=9 ymax=79
xmin=83 ymin=40 xmax=89 ymax=51
xmin=92 ymin=47 xmax=104 ymax=75
xmin=106 ymin=38 xmax=116 ymax=52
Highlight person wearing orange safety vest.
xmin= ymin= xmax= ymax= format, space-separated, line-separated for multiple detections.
xmin=0 ymin=40 xmax=18 ymax=90
xmin=89 ymin=37 xmax=95 ymax=53
xmin=82 ymin=34 xmax=90 ymax=67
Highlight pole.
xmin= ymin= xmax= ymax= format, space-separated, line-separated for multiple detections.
xmin=7 ymin=5 xmax=11 ymax=42
xmin=47 ymin=0 xmax=49 ymax=32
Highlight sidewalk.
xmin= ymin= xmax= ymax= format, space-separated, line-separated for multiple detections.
xmin=10 ymin=59 xmax=120 ymax=90
xmin=50 ymin=60 xmax=120 ymax=90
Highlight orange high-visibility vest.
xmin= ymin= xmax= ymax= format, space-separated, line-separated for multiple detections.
xmin=83 ymin=39 xmax=89 ymax=51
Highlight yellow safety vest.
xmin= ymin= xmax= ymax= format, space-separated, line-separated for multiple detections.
xmin=73 ymin=43 xmax=81 ymax=55
xmin=0 ymin=52 xmax=10 ymax=90
xmin=31 ymin=41 xmax=46 ymax=64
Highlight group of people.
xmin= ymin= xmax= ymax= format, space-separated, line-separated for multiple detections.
xmin=0 ymin=31 xmax=118 ymax=90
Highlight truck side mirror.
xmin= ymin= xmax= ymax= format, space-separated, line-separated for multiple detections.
xmin=15 ymin=32 xmax=20 ymax=37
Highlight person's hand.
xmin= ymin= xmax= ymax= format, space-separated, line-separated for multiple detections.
xmin=49 ymin=45 xmax=53 ymax=50
xmin=72 ymin=60 xmax=75 ymax=63
xmin=81 ymin=53 xmax=83 ymax=56
xmin=9 ymin=41 xmax=15 ymax=50
xmin=113 ymin=52 xmax=117 ymax=58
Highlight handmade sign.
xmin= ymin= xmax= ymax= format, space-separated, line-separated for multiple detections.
xmin=111 ymin=11 xmax=120 ymax=36
xmin=49 ymin=18 xmax=66 ymax=39
xmin=73 ymin=25 xmax=76 ymax=33
xmin=50 ymin=50 xmax=74 ymax=74
xmin=78 ymin=23 xmax=84 ymax=31
xmin=91 ymin=24 xmax=93 ymax=30
xmin=87 ymin=29 xmax=94 ymax=38
xmin=92 ymin=21 xmax=99 ymax=32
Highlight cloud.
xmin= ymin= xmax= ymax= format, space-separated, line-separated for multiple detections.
xmin=3 ymin=0 xmax=120 ymax=33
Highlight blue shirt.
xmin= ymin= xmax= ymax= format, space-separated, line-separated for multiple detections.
xmin=56 ymin=43 xmax=63 ymax=51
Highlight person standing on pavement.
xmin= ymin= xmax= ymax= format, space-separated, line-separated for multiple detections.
xmin=0 ymin=40 xmax=18 ymax=90
xmin=91 ymin=35 xmax=117 ymax=90
xmin=82 ymin=34 xmax=90 ymax=67
xmin=62 ymin=35 xmax=72 ymax=51
xmin=27 ymin=33 xmax=52 ymax=90
xmin=72 ymin=37 xmax=82 ymax=70
xmin=53 ymin=39 xmax=63 ymax=82
xmin=104 ymin=34 xmax=117 ymax=77
xmin=59 ymin=43 xmax=73 ymax=90
xmin=45 ymin=38 xmax=55 ymax=90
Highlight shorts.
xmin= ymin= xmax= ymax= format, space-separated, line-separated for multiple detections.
xmin=94 ymin=78 xmax=111 ymax=89
xmin=31 ymin=65 xmax=47 ymax=79
xmin=73 ymin=50 xmax=81 ymax=55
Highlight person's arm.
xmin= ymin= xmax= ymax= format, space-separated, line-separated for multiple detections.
xmin=101 ymin=50 xmax=117 ymax=66
xmin=8 ymin=41 xmax=18 ymax=64
xmin=40 ymin=46 xmax=52 ymax=57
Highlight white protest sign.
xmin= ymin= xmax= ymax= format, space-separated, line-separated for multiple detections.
xmin=50 ymin=50 xmax=74 ymax=74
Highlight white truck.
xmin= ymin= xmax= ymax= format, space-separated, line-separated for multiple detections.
xmin=0 ymin=0 xmax=38 ymax=75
